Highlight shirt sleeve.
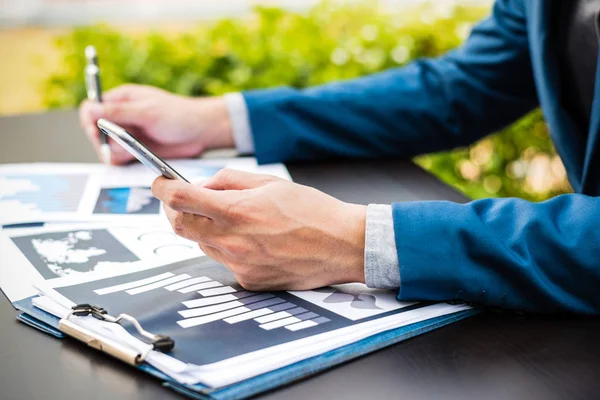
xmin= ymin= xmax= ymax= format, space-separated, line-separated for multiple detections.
xmin=224 ymin=93 xmax=255 ymax=155
xmin=364 ymin=204 xmax=401 ymax=289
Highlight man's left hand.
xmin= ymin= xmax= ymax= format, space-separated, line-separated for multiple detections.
xmin=152 ymin=169 xmax=366 ymax=291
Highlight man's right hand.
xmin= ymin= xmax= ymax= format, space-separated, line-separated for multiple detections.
xmin=79 ymin=84 xmax=235 ymax=165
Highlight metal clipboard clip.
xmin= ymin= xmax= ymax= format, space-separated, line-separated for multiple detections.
xmin=58 ymin=304 xmax=175 ymax=366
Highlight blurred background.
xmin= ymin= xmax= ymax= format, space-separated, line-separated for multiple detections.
xmin=0 ymin=0 xmax=571 ymax=201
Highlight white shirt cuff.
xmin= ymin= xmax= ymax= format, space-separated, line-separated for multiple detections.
xmin=364 ymin=204 xmax=401 ymax=289
xmin=224 ymin=92 xmax=255 ymax=154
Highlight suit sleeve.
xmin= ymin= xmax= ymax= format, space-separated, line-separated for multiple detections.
xmin=242 ymin=0 xmax=538 ymax=164
xmin=393 ymin=195 xmax=600 ymax=314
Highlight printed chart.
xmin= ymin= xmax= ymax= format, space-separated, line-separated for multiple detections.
xmin=289 ymin=284 xmax=410 ymax=321
xmin=93 ymin=271 xmax=330 ymax=332
xmin=0 ymin=223 xmax=202 ymax=302
xmin=93 ymin=187 xmax=160 ymax=215
xmin=0 ymin=174 xmax=88 ymax=215
xmin=55 ymin=258 xmax=422 ymax=365
xmin=0 ymin=159 xmax=291 ymax=225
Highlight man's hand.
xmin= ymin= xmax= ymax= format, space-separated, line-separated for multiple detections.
xmin=79 ymin=84 xmax=234 ymax=165
xmin=152 ymin=169 xmax=367 ymax=291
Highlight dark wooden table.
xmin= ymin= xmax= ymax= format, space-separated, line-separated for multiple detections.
xmin=1 ymin=111 xmax=599 ymax=400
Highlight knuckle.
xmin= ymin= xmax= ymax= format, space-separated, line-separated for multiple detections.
xmin=232 ymin=265 xmax=268 ymax=292
xmin=151 ymin=179 xmax=160 ymax=196
xmin=142 ymin=107 xmax=157 ymax=124
xmin=261 ymin=174 xmax=280 ymax=184
xmin=171 ymin=213 xmax=188 ymax=237
xmin=136 ymin=100 xmax=154 ymax=119
xmin=221 ymin=238 xmax=250 ymax=259
xmin=105 ymin=102 xmax=123 ymax=118
xmin=166 ymin=189 xmax=188 ymax=210
xmin=236 ymin=276 xmax=260 ymax=292
xmin=215 ymin=168 xmax=235 ymax=183
xmin=225 ymin=201 xmax=241 ymax=222
xmin=224 ymin=197 xmax=251 ymax=223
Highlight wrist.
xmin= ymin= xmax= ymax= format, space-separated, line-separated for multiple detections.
xmin=190 ymin=96 xmax=235 ymax=151
xmin=337 ymin=203 xmax=367 ymax=284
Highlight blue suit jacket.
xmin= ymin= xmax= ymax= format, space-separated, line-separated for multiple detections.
xmin=242 ymin=0 xmax=600 ymax=314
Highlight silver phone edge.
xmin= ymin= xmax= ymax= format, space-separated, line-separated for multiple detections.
xmin=98 ymin=122 xmax=188 ymax=182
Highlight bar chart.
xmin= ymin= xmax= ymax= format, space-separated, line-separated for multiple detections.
xmin=56 ymin=257 xmax=417 ymax=366
xmin=93 ymin=270 xmax=330 ymax=332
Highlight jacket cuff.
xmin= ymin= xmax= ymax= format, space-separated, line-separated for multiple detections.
xmin=242 ymin=87 xmax=299 ymax=164
xmin=392 ymin=201 xmax=468 ymax=302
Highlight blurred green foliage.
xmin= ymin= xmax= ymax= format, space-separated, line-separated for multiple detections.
xmin=43 ymin=1 xmax=572 ymax=201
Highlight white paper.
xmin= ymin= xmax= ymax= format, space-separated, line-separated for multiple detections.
xmin=0 ymin=221 xmax=202 ymax=302
xmin=288 ymin=283 xmax=416 ymax=321
xmin=181 ymin=302 xmax=471 ymax=387
xmin=33 ymin=279 xmax=471 ymax=388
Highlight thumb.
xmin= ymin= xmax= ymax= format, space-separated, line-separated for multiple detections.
xmin=202 ymin=168 xmax=281 ymax=191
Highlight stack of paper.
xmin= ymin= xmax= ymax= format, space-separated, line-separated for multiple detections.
xmin=30 ymin=257 xmax=471 ymax=388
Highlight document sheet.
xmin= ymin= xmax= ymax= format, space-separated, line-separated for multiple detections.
xmin=0 ymin=221 xmax=203 ymax=302
xmin=32 ymin=257 xmax=471 ymax=388
xmin=0 ymin=158 xmax=291 ymax=225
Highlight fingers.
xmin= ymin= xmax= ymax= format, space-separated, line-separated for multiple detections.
xmin=163 ymin=205 xmax=214 ymax=243
xmin=102 ymin=100 xmax=151 ymax=127
xmin=134 ymin=139 xmax=204 ymax=160
xmin=80 ymin=100 xmax=126 ymax=164
xmin=80 ymin=99 xmax=104 ymax=146
xmin=80 ymin=94 xmax=149 ymax=165
xmin=107 ymin=140 xmax=136 ymax=165
xmin=202 ymin=168 xmax=281 ymax=191
xmin=198 ymin=243 xmax=227 ymax=265
xmin=102 ymin=84 xmax=159 ymax=102
xmin=152 ymin=177 xmax=235 ymax=219
xmin=80 ymin=88 xmax=151 ymax=135
xmin=80 ymin=84 xmax=149 ymax=140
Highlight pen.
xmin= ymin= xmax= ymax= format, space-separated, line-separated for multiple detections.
xmin=85 ymin=45 xmax=111 ymax=165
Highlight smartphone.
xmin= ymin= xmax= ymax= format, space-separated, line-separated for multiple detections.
xmin=97 ymin=118 xmax=190 ymax=182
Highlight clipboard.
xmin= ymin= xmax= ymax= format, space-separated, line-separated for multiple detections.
xmin=58 ymin=303 xmax=174 ymax=365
